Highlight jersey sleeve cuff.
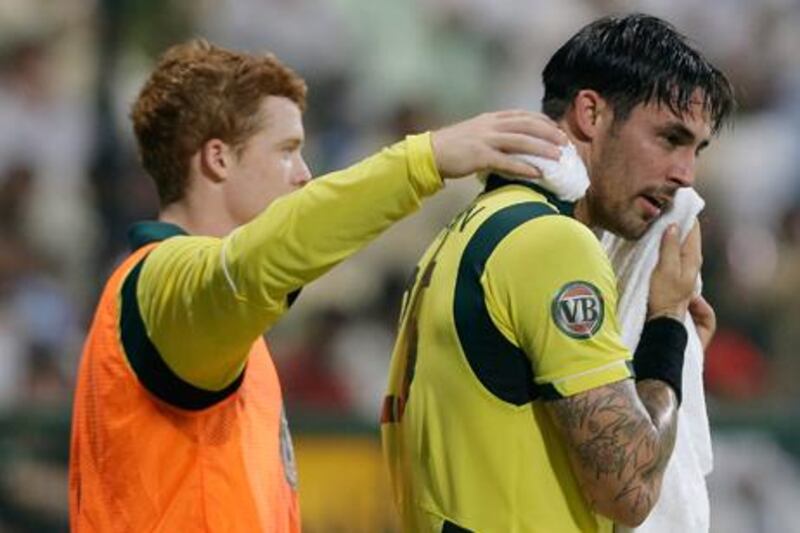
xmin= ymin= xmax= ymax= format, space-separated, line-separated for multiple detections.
xmin=537 ymin=358 xmax=633 ymax=399
xmin=406 ymin=132 xmax=443 ymax=199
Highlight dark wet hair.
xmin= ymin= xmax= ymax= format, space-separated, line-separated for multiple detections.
xmin=542 ymin=14 xmax=735 ymax=133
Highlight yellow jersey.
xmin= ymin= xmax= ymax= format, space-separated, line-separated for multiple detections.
xmin=382 ymin=175 xmax=633 ymax=533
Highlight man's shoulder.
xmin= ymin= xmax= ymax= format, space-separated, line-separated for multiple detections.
xmin=470 ymin=187 xmax=593 ymax=247
xmin=469 ymin=198 xmax=604 ymax=274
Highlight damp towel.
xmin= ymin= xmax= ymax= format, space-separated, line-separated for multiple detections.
xmin=512 ymin=142 xmax=590 ymax=201
xmin=602 ymin=188 xmax=712 ymax=533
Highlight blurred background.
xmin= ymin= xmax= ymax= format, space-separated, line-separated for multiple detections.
xmin=0 ymin=0 xmax=798 ymax=531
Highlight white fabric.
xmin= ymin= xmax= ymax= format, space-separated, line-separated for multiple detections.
xmin=512 ymin=142 xmax=590 ymax=201
xmin=602 ymin=188 xmax=713 ymax=533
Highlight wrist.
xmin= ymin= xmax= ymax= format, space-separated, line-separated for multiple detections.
xmin=633 ymin=317 xmax=688 ymax=404
xmin=646 ymin=305 xmax=687 ymax=322
xmin=409 ymin=132 xmax=445 ymax=196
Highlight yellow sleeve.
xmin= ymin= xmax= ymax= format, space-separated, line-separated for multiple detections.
xmin=137 ymin=133 xmax=442 ymax=391
xmin=483 ymin=215 xmax=632 ymax=398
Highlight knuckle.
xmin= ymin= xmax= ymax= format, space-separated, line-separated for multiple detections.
xmin=479 ymin=151 xmax=495 ymax=170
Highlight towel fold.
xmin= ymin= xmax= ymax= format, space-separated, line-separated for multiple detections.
xmin=602 ymin=188 xmax=712 ymax=533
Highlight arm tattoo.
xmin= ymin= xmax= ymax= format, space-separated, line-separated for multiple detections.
xmin=546 ymin=379 xmax=678 ymax=522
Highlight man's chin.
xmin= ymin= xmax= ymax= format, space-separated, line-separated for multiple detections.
xmin=592 ymin=204 xmax=652 ymax=240
xmin=606 ymin=217 xmax=650 ymax=241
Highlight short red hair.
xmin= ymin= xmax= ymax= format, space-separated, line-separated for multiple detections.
xmin=130 ymin=39 xmax=307 ymax=206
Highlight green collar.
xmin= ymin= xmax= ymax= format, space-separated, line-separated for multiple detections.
xmin=128 ymin=221 xmax=188 ymax=250
xmin=484 ymin=174 xmax=576 ymax=217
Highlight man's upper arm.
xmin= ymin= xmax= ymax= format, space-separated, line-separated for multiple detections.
xmin=137 ymin=236 xmax=275 ymax=392
xmin=483 ymin=214 xmax=632 ymax=397
xmin=222 ymin=133 xmax=441 ymax=310
xmin=136 ymin=134 xmax=442 ymax=392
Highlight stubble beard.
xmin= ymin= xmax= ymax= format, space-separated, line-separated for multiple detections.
xmin=585 ymin=136 xmax=650 ymax=241
xmin=587 ymin=190 xmax=649 ymax=241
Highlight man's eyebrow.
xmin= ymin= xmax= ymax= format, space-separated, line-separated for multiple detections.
xmin=658 ymin=122 xmax=695 ymax=143
xmin=658 ymin=121 xmax=710 ymax=149
xmin=280 ymin=137 xmax=304 ymax=148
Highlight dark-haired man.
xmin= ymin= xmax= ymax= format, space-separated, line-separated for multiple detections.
xmin=382 ymin=14 xmax=734 ymax=532
xmin=68 ymin=39 xmax=566 ymax=532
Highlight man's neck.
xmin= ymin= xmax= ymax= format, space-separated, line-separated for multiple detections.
xmin=557 ymin=118 xmax=594 ymax=228
xmin=573 ymin=197 xmax=592 ymax=227
xmin=159 ymin=200 xmax=236 ymax=238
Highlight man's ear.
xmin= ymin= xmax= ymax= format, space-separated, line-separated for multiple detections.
xmin=199 ymin=138 xmax=233 ymax=182
xmin=568 ymin=89 xmax=611 ymax=141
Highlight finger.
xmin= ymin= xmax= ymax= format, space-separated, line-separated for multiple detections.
xmin=495 ymin=116 xmax=568 ymax=145
xmin=493 ymin=109 xmax=555 ymax=123
xmin=486 ymin=150 xmax=544 ymax=179
xmin=688 ymin=294 xmax=716 ymax=347
xmin=494 ymin=117 xmax=568 ymax=146
xmin=493 ymin=109 xmax=531 ymax=118
xmin=689 ymin=294 xmax=714 ymax=322
xmin=490 ymin=133 xmax=561 ymax=160
xmin=657 ymin=224 xmax=681 ymax=273
xmin=680 ymin=221 xmax=702 ymax=277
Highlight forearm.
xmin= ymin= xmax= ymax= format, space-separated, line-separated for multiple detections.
xmin=224 ymin=133 xmax=441 ymax=309
xmin=620 ymin=379 xmax=679 ymax=523
xmin=138 ymin=236 xmax=271 ymax=390
xmin=636 ymin=379 xmax=679 ymax=470
xmin=600 ymin=380 xmax=678 ymax=526
xmin=548 ymin=318 xmax=686 ymax=526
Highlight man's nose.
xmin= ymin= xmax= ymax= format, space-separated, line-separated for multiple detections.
xmin=290 ymin=160 xmax=312 ymax=187
xmin=667 ymin=152 xmax=696 ymax=188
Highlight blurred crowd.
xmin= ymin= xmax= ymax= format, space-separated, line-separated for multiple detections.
xmin=0 ymin=0 xmax=799 ymax=531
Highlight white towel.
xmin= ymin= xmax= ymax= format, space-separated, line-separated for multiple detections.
xmin=602 ymin=188 xmax=713 ymax=533
xmin=512 ymin=142 xmax=590 ymax=201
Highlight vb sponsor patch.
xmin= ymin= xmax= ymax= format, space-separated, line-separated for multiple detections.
xmin=551 ymin=281 xmax=605 ymax=339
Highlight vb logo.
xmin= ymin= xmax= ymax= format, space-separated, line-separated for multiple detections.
xmin=551 ymin=281 xmax=605 ymax=339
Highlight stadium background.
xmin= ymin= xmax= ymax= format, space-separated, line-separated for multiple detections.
xmin=0 ymin=0 xmax=799 ymax=531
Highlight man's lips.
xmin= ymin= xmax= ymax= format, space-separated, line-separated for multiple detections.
xmin=637 ymin=193 xmax=671 ymax=218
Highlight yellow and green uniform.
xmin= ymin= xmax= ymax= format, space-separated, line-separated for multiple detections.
xmin=381 ymin=175 xmax=633 ymax=533
xmin=69 ymin=134 xmax=441 ymax=532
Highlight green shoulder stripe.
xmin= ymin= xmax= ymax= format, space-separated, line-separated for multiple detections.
xmin=119 ymin=256 xmax=245 ymax=410
xmin=453 ymin=201 xmax=562 ymax=405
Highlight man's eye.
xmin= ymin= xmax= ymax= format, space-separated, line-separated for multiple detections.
xmin=663 ymin=134 xmax=680 ymax=146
